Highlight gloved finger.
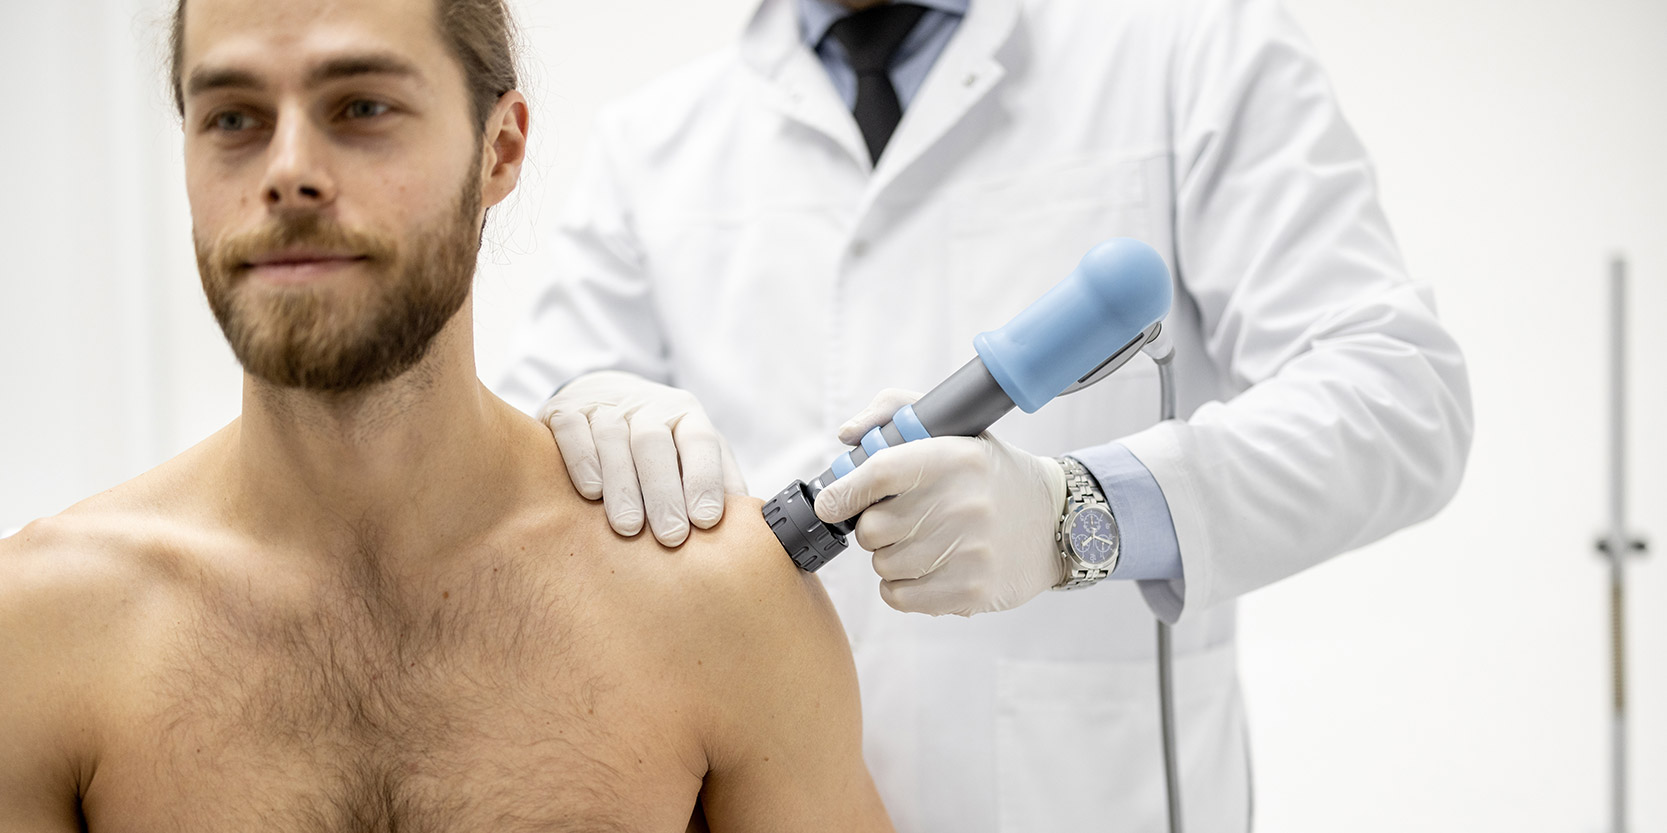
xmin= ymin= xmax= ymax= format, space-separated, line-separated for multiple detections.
xmin=851 ymin=489 xmax=937 ymax=558
xmin=878 ymin=572 xmax=984 ymax=617
xmin=836 ymin=388 xmax=924 ymax=446
xmin=629 ymin=414 xmax=691 ymax=547
xmin=545 ymin=408 xmax=604 ymax=500
xmin=869 ymin=534 xmax=959 ymax=584
xmin=589 ymin=407 xmax=645 ymax=537
xmin=718 ymin=436 xmax=749 ymax=496
xmin=814 ymin=436 xmax=969 ymax=524
xmin=672 ymin=413 xmax=727 ymax=530
xmin=865 ymin=491 xmax=962 ymax=582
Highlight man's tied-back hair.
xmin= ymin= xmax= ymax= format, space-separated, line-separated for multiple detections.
xmin=168 ymin=0 xmax=520 ymax=131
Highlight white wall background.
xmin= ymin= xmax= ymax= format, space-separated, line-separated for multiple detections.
xmin=0 ymin=1 xmax=1661 ymax=830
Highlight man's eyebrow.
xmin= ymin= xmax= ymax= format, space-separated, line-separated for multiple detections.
xmin=184 ymin=53 xmax=424 ymax=99
xmin=186 ymin=66 xmax=264 ymax=98
xmin=307 ymin=53 xmax=425 ymax=87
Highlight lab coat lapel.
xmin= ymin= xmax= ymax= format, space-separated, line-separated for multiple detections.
xmin=739 ymin=0 xmax=870 ymax=170
xmin=865 ymin=0 xmax=1019 ymax=197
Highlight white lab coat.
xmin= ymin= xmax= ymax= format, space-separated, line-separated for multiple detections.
xmin=500 ymin=0 xmax=1473 ymax=828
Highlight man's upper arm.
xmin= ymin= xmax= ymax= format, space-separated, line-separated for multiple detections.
xmin=685 ymin=501 xmax=892 ymax=832
xmin=0 ymin=522 xmax=118 ymax=832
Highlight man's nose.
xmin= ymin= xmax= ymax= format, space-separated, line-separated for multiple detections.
xmin=261 ymin=113 xmax=337 ymax=211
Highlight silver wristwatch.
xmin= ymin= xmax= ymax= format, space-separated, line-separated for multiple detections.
xmin=1054 ymin=457 xmax=1120 ymax=590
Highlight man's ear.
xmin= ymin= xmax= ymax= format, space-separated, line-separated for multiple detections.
xmin=479 ymin=91 xmax=529 ymax=210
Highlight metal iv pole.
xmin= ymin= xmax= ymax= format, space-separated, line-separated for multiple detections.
xmin=1596 ymin=254 xmax=1648 ymax=833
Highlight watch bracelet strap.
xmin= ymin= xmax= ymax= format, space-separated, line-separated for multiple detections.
xmin=1055 ymin=457 xmax=1116 ymax=590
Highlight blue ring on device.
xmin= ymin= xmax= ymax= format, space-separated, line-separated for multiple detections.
xmin=829 ymin=451 xmax=857 ymax=481
xmin=861 ymin=427 xmax=889 ymax=457
xmin=892 ymin=405 xmax=932 ymax=443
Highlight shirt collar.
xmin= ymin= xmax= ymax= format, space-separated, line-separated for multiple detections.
xmin=798 ymin=0 xmax=971 ymax=48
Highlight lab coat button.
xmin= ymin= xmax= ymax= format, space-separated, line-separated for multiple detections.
xmin=851 ymin=240 xmax=869 ymax=258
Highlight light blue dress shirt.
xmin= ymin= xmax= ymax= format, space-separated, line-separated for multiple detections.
xmin=798 ymin=0 xmax=967 ymax=110
xmin=796 ymin=0 xmax=1182 ymax=581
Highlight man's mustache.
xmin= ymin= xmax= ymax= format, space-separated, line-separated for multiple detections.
xmin=211 ymin=215 xmax=398 ymax=279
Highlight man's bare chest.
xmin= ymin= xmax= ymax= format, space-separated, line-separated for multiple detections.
xmin=86 ymin=554 xmax=705 ymax=833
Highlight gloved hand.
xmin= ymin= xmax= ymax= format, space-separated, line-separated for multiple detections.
xmin=539 ymin=371 xmax=748 ymax=546
xmin=814 ymin=389 xmax=1069 ymax=617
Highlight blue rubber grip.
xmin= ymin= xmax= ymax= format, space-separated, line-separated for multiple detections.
xmin=972 ymin=238 xmax=1172 ymax=413
xmin=861 ymin=427 xmax=889 ymax=456
xmin=893 ymin=404 xmax=931 ymax=442
xmin=830 ymin=451 xmax=857 ymax=481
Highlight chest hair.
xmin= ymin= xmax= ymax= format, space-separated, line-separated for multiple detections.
xmin=149 ymin=545 xmax=635 ymax=832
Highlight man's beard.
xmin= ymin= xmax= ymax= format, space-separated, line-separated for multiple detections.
xmin=195 ymin=154 xmax=482 ymax=393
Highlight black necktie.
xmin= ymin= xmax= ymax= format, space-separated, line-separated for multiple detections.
xmin=826 ymin=3 xmax=929 ymax=163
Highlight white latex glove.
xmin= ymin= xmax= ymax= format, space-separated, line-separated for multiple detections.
xmin=814 ymin=389 xmax=1069 ymax=617
xmin=538 ymin=371 xmax=748 ymax=546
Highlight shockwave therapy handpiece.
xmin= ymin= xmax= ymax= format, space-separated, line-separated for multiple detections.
xmin=761 ymin=238 xmax=1174 ymax=572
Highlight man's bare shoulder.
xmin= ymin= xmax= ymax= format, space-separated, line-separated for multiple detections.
xmin=662 ymin=496 xmax=841 ymax=638
xmin=562 ymin=492 xmax=846 ymax=688
xmin=0 ymin=462 xmax=220 ymax=681
xmin=0 ymin=513 xmax=152 ymax=626
xmin=0 ymin=426 xmax=239 ymax=723
xmin=497 ymin=404 xmax=842 ymax=642
xmin=0 ymin=452 xmax=227 ymax=827
xmin=1 ymin=425 xmax=234 ymax=615
xmin=617 ymin=497 xmax=891 ymax=831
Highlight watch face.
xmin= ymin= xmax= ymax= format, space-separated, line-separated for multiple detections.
xmin=1068 ymin=507 xmax=1117 ymax=565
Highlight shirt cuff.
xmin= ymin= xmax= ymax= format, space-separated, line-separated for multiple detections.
xmin=1065 ymin=443 xmax=1182 ymax=581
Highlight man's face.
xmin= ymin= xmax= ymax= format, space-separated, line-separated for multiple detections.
xmin=182 ymin=0 xmax=485 ymax=392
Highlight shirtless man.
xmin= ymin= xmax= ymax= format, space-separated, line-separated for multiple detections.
xmin=0 ymin=0 xmax=892 ymax=829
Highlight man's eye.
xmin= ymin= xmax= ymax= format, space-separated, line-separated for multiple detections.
xmin=212 ymin=111 xmax=256 ymax=132
xmin=344 ymin=100 xmax=391 ymax=120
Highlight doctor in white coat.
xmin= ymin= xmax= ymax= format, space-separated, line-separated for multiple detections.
xmin=499 ymin=0 xmax=1474 ymax=829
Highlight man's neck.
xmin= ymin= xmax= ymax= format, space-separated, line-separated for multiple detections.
xmin=222 ymin=304 xmax=528 ymax=562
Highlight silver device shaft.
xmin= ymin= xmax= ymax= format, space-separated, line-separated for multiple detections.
xmin=1604 ymin=255 xmax=1629 ymax=833
xmin=1154 ymin=354 xmax=1182 ymax=833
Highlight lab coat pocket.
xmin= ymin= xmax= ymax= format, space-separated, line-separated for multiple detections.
xmin=995 ymin=657 xmax=1167 ymax=833
xmin=941 ymin=155 xmax=1170 ymax=455
xmin=994 ymin=643 xmax=1248 ymax=833
xmin=943 ymin=154 xmax=1159 ymax=346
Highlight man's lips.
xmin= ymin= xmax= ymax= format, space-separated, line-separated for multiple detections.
xmin=241 ymin=250 xmax=370 ymax=283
